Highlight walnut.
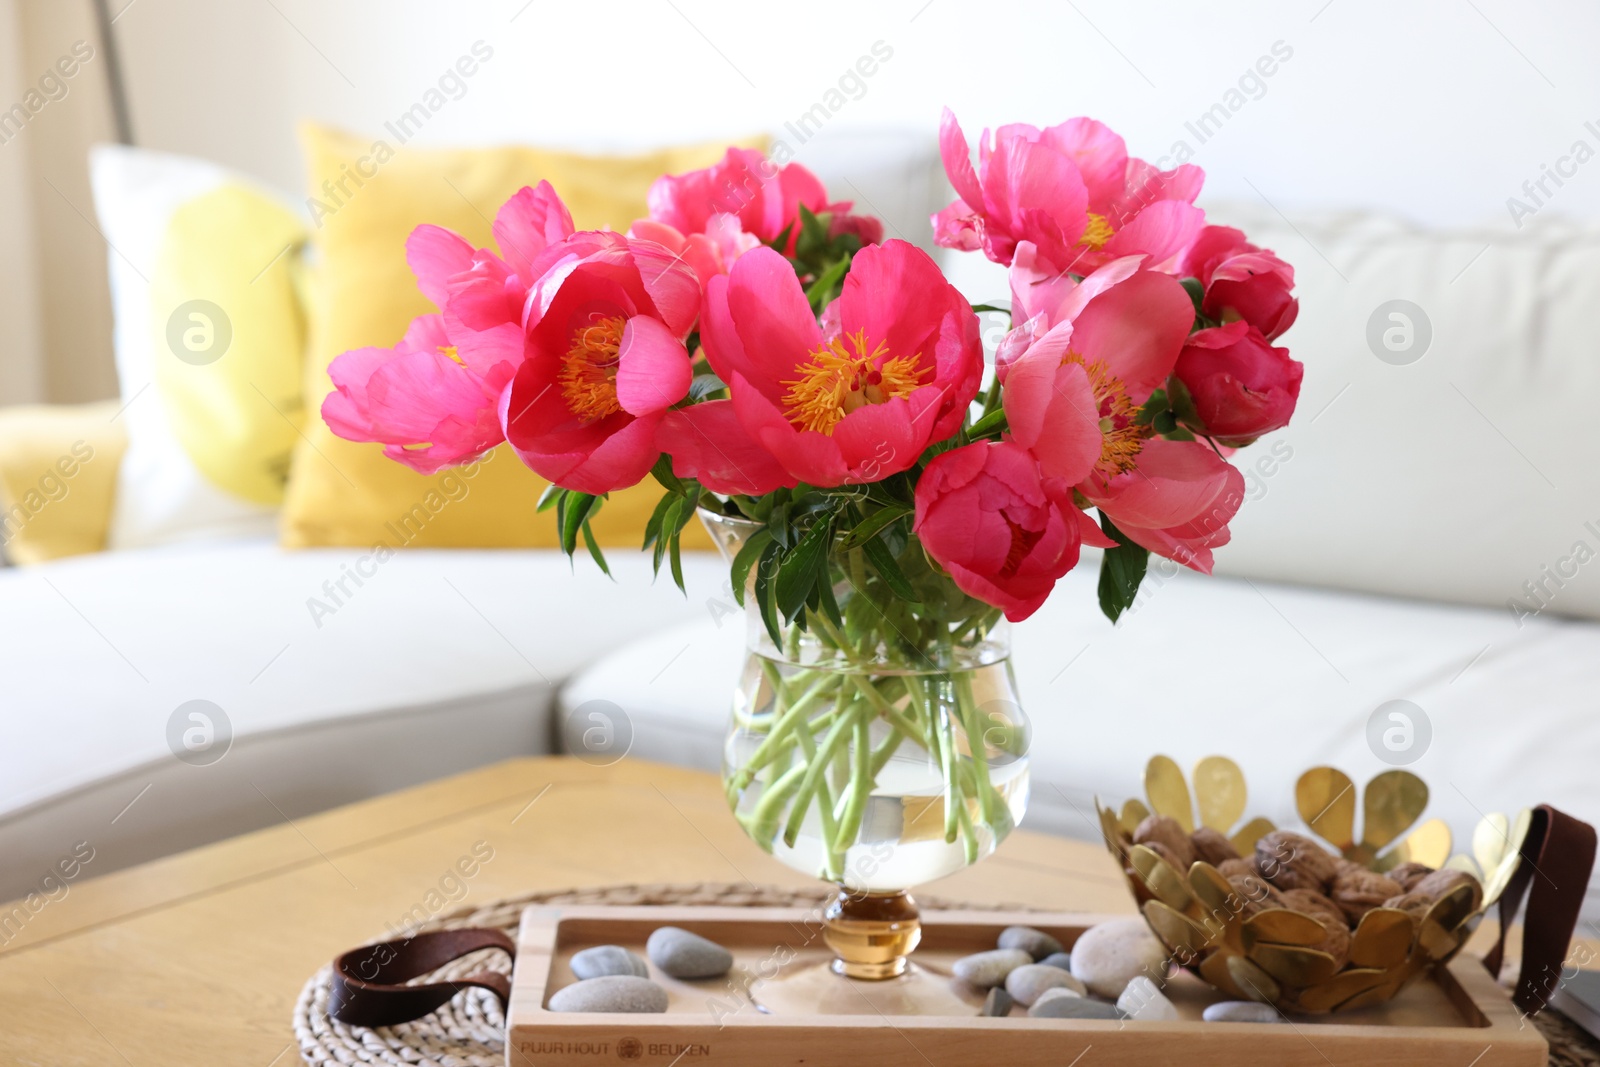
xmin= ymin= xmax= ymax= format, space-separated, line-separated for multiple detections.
xmin=1134 ymin=815 xmax=1197 ymax=870
xmin=1216 ymin=857 xmax=1256 ymax=879
xmin=1410 ymin=868 xmax=1481 ymax=902
xmin=1227 ymin=872 xmax=1288 ymax=919
xmin=1255 ymin=831 xmax=1341 ymax=892
xmin=1282 ymin=888 xmax=1351 ymax=966
xmin=1387 ymin=861 xmax=1435 ymax=891
xmin=1191 ymin=826 xmax=1242 ymax=866
xmin=1330 ymin=866 xmax=1403 ymax=925
xmin=1382 ymin=891 xmax=1435 ymax=921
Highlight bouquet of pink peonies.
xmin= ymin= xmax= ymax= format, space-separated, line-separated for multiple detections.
xmin=324 ymin=112 xmax=1303 ymax=886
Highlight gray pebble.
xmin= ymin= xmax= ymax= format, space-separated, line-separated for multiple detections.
xmin=998 ymin=925 xmax=1064 ymax=961
xmin=1203 ymin=1000 xmax=1284 ymax=1023
xmin=1040 ymin=951 xmax=1073 ymax=971
xmin=646 ymin=926 xmax=733 ymax=979
xmin=548 ymin=975 xmax=667 ymax=1013
xmin=570 ymin=945 xmax=649 ymax=980
xmin=981 ymin=987 xmax=1015 ymax=1017
xmin=1031 ymin=987 xmax=1083 ymax=1010
xmin=1005 ymin=963 xmax=1086 ymax=1007
xmin=952 ymin=948 xmax=1032 ymax=989
xmin=1029 ymin=995 xmax=1125 ymax=1020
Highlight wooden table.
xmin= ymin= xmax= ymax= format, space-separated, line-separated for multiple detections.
xmin=0 ymin=757 xmax=1135 ymax=1065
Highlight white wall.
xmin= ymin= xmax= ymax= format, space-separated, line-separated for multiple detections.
xmin=111 ymin=0 xmax=1600 ymax=227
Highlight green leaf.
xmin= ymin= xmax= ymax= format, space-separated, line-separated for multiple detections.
xmin=839 ymin=504 xmax=911 ymax=551
xmin=816 ymin=564 xmax=843 ymax=629
xmin=768 ymin=221 xmax=794 ymax=255
xmin=753 ymin=538 xmax=783 ymax=646
xmin=669 ymin=528 xmax=686 ymax=592
xmin=536 ymin=483 xmax=563 ymax=513
xmin=686 ymin=372 xmax=726 ymax=402
xmin=729 ymin=527 xmax=773 ymax=608
xmin=641 ymin=490 xmax=676 ymax=552
xmin=775 ymin=518 xmax=832 ymax=622
xmin=581 ymin=520 xmax=611 ymax=578
xmin=653 ymin=495 xmax=685 ymax=574
xmin=1096 ymin=513 xmax=1149 ymax=623
xmin=650 ymin=454 xmax=685 ymax=496
xmin=559 ymin=492 xmax=599 ymax=556
xmin=970 ymin=302 xmax=1010 ymax=315
xmin=1179 ymin=276 xmax=1205 ymax=314
xmin=861 ymin=535 xmax=919 ymax=604
xmin=795 ymin=204 xmax=827 ymax=261
xmin=967 ymin=408 xmax=1008 ymax=440
xmin=804 ymin=256 xmax=850 ymax=314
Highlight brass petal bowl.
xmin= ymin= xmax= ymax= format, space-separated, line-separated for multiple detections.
xmin=1098 ymin=756 xmax=1526 ymax=1014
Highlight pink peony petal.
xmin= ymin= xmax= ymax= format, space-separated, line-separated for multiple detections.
xmin=725 ymin=247 xmax=822 ymax=397
xmin=1067 ymin=267 xmax=1195 ymax=403
xmin=939 ymin=107 xmax=984 ymax=211
xmin=657 ymin=400 xmax=795 ymax=496
xmin=492 ymin=181 xmax=575 ymax=280
xmin=1003 ymin=353 xmax=1102 ymax=485
xmin=406 ymin=224 xmax=476 ymax=308
xmin=615 ymin=315 xmax=692 ymax=417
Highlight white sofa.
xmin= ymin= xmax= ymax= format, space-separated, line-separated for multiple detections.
xmin=0 ymin=540 xmax=726 ymax=901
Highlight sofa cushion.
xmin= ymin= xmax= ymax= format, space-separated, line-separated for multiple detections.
xmin=558 ymin=554 xmax=1600 ymax=917
xmin=0 ymin=540 xmax=723 ymax=900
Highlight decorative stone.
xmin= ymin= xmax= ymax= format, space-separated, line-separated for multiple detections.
xmin=570 ymin=945 xmax=649 ymax=980
xmin=1069 ymin=917 xmax=1169 ymax=1000
xmin=1030 ymin=987 xmax=1083 ymax=1010
xmin=548 ymin=975 xmax=668 ymax=1013
xmin=1028 ymin=995 xmax=1125 ymax=1020
xmin=1005 ymin=963 xmax=1085 ymax=1007
xmin=1203 ymin=1000 xmax=1284 ymax=1023
xmin=1040 ymin=951 xmax=1073 ymax=971
xmin=980 ymin=987 xmax=1015 ymax=1017
xmin=646 ymin=927 xmax=733 ymax=979
xmin=1117 ymin=975 xmax=1179 ymax=1021
xmin=952 ymin=948 xmax=1032 ymax=989
xmin=997 ymin=925 xmax=1064 ymax=961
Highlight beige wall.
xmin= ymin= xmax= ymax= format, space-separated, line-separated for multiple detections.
xmin=0 ymin=0 xmax=116 ymax=406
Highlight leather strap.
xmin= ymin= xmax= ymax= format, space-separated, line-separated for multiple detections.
xmin=329 ymin=927 xmax=515 ymax=1028
xmin=1481 ymin=804 xmax=1597 ymax=1015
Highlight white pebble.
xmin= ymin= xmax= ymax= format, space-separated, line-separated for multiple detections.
xmin=1117 ymin=975 xmax=1178 ymax=1021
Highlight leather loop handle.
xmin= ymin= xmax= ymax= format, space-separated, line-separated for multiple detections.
xmin=329 ymin=927 xmax=515 ymax=1028
xmin=1481 ymin=804 xmax=1597 ymax=1015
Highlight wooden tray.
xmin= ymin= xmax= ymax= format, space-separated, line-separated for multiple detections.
xmin=507 ymin=905 xmax=1547 ymax=1066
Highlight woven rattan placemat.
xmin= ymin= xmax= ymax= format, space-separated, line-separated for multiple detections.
xmin=291 ymin=881 xmax=1600 ymax=1067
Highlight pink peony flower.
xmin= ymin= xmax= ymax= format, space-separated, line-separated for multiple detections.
xmin=499 ymin=231 xmax=701 ymax=495
xmin=1181 ymin=225 xmax=1298 ymax=341
xmin=1000 ymin=254 xmax=1195 ymax=486
xmin=1080 ymin=438 xmax=1246 ymax=574
xmin=322 ymin=184 xmax=577 ymax=474
xmin=680 ymin=239 xmax=982 ymax=489
xmin=627 ymin=214 xmax=761 ymax=293
xmin=934 ymin=108 xmax=1205 ymax=275
xmin=323 ymin=313 xmax=511 ymax=474
xmin=1174 ymin=321 xmax=1304 ymax=447
xmin=645 ymin=146 xmax=879 ymax=256
xmin=913 ymin=439 xmax=1083 ymax=622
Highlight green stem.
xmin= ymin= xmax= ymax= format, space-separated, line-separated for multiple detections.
xmin=831 ymin=707 xmax=873 ymax=856
xmin=781 ymin=688 xmax=857 ymax=848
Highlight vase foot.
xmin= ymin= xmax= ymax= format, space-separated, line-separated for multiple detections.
xmin=823 ymin=888 xmax=920 ymax=979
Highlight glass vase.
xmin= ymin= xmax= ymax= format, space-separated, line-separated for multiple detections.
xmin=701 ymin=508 xmax=1031 ymax=1012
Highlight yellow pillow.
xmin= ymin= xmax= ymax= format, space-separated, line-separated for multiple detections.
xmin=153 ymin=184 xmax=308 ymax=506
xmin=281 ymin=124 xmax=756 ymax=551
xmin=0 ymin=402 xmax=127 ymax=564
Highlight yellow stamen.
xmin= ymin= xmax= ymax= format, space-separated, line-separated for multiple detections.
xmin=1063 ymin=351 xmax=1146 ymax=478
xmin=439 ymin=345 xmax=463 ymax=365
xmin=1079 ymin=212 xmax=1115 ymax=251
xmin=559 ymin=315 xmax=627 ymax=422
xmin=781 ymin=329 xmax=926 ymax=435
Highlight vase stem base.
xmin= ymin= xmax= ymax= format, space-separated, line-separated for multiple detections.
xmin=823 ymin=888 xmax=921 ymax=981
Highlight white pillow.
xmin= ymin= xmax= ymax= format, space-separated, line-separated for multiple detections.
xmin=90 ymin=145 xmax=305 ymax=549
